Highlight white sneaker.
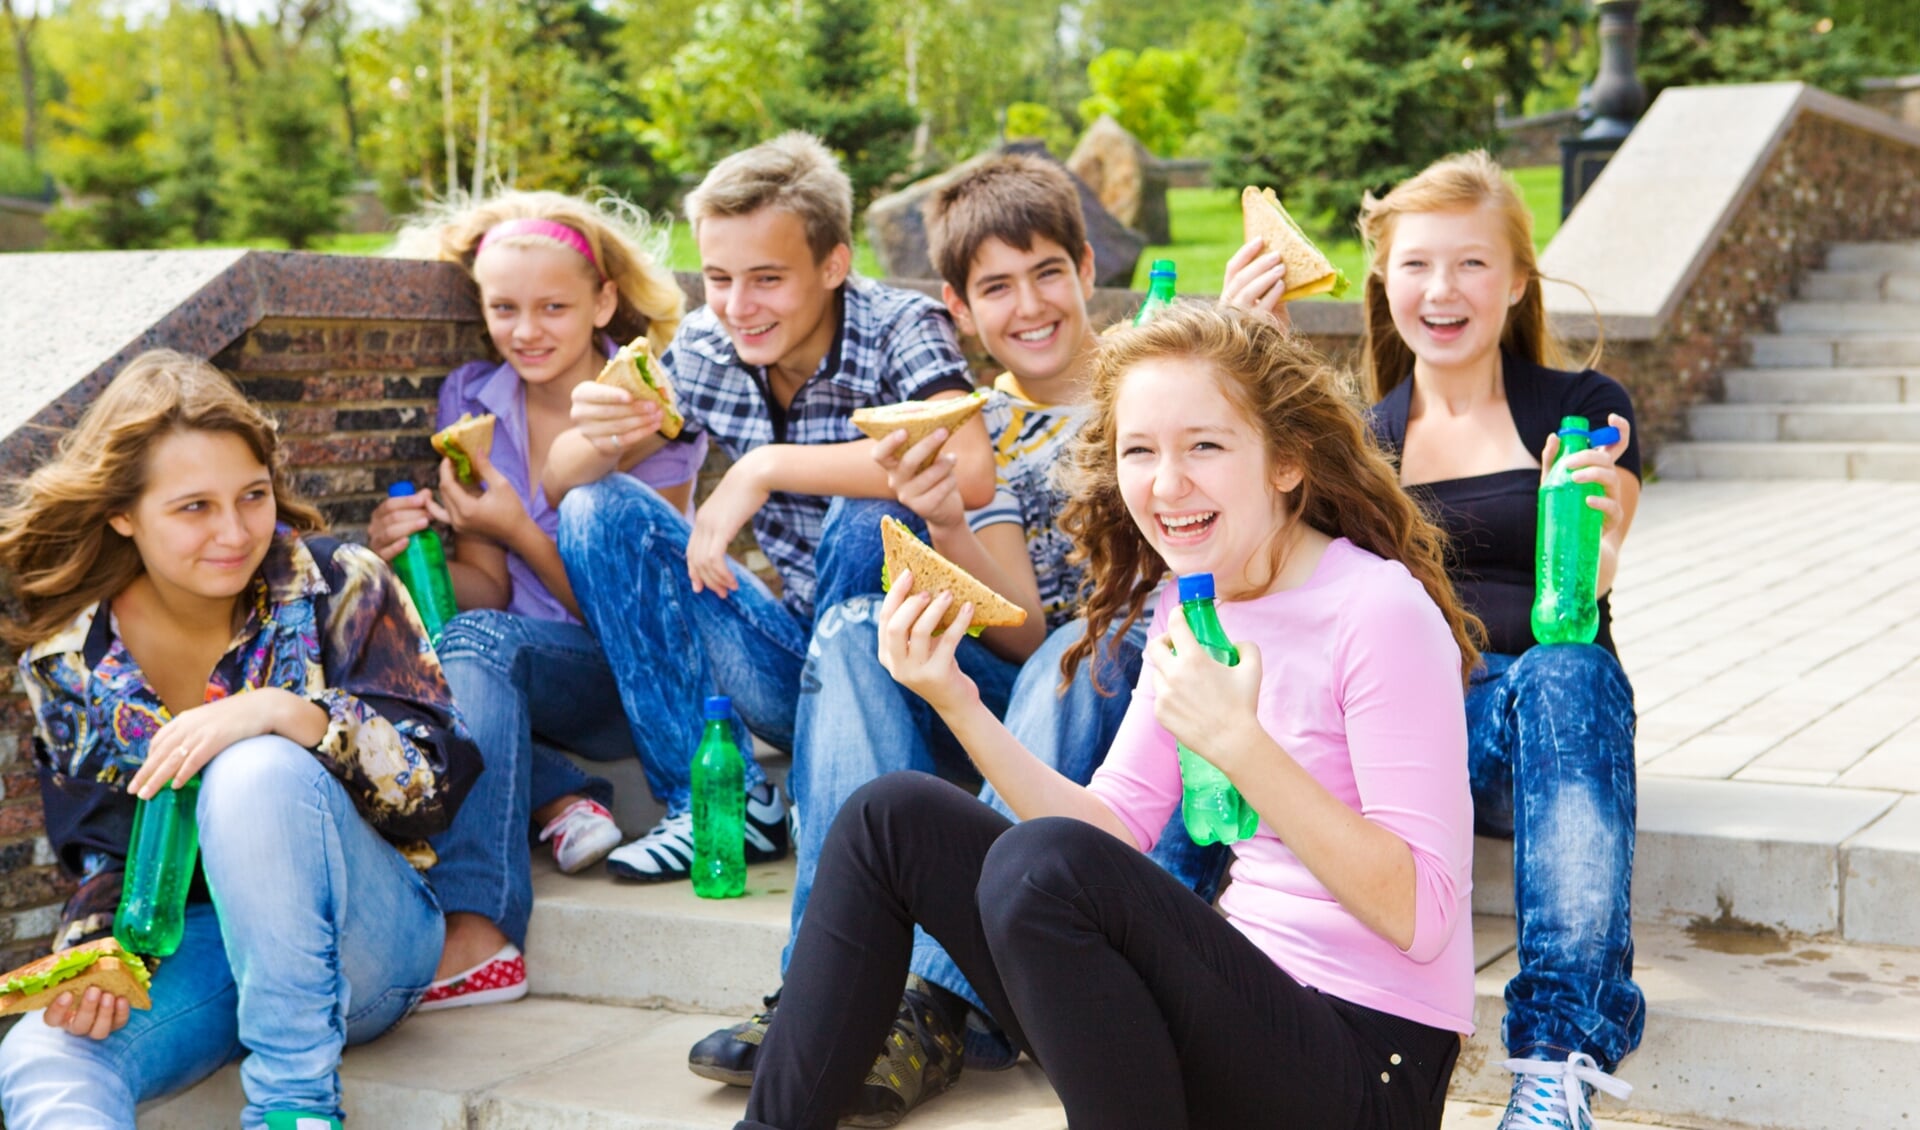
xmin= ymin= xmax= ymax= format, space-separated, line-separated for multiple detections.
xmin=538 ymin=798 xmax=622 ymax=874
xmin=743 ymin=781 xmax=791 ymax=863
xmin=607 ymin=811 xmax=696 ymax=882
xmin=1498 ymin=1053 xmax=1633 ymax=1130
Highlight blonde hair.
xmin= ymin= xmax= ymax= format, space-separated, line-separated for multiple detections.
xmin=0 ymin=351 xmax=326 ymax=652
xmin=394 ymin=188 xmax=685 ymax=356
xmin=685 ymin=132 xmax=853 ymax=264
xmin=1357 ymin=150 xmax=1599 ymax=401
xmin=1058 ymin=303 xmax=1481 ymax=690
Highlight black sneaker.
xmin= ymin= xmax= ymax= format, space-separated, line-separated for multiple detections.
xmin=744 ymin=781 xmax=790 ymax=863
xmin=841 ymin=976 xmax=965 ymax=1128
xmin=688 ymin=988 xmax=780 ymax=1087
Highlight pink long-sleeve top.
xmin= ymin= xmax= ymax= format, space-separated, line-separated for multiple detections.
xmin=1086 ymin=537 xmax=1476 ymax=1033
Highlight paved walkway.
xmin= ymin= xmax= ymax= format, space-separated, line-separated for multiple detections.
xmin=1619 ymin=480 xmax=1920 ymax=790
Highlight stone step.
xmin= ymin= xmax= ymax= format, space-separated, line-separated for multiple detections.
xmin=1719 ymin=367 xmax=1915 ymax=404
xmin=1654 ymin=441 xmax=1920 ymax=481
xmin=1746 ymin=333 xmax=1920 ymax=367
xmin=1827 ymin=241 xmax=1920 ymax=273
xmin=1800 ymin=270 xmax=1920 ymax=303
xmin=1774 ymin=301 xmax=1920 ymax=334
xmin=137 ymin=994 xmax=1748 ymax=1129
xmin=1452 ymin=922 xmax=1920 ymax=1130
xmin=1687 ymin=403 xmax=1920 ymax=443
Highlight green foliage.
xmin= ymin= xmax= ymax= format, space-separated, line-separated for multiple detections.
xmin=1456 ymin=0 xmax=1584 ymax=108
xmin=44 ymin=57 xmax=168 ymax=250
xmin=1215 ymin=0 xmax=1502 ymax=237
xmin=1078 ymin=47 xmax=1206 ymax=157
xmin=1638 ymin=0 xmax=1888 ymax=101
xmin=228 ymin=82 xmax=352 ymax=251
xmin=0 ymin=142 xmax=44 ymax=198
xmin=156 ymin=118 xmax=225 ymax=244
xmin=639 ymin=0 xmax=800 ymax=177
xmin=771 ymin=0 xmax=918 ymax=208
xmin=1004 ymin=101 xmax=1074 ymax=156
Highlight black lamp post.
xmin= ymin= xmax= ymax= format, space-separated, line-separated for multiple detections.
xmin=1561 ymin=0 xmax=1649 ymax=217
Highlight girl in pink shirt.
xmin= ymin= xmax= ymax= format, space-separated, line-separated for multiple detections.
xmin=737 ymin=303 xmax=1481 ymax=1129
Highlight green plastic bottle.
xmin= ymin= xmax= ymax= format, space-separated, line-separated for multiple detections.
xmin=1172 ymin=573 xmax=1260 ymax=845
xmin=1531 ymin=416 xmax=1621 ymax=646
xmin=691 ymin=695 xmax=746 ymax=899
xmin=114 ymin=778 xmax=201 ymax=958
xmin=385 ymin=482 xmax=459 ymax=643
xmin=1134 ymin=259 xmax=1178 ymax=325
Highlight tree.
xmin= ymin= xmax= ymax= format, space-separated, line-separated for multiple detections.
xmin=229 ymin=81 xmax=351 ymax=249
xmin=2 ymin=0 xmax=40 ymax=162
xmin=1636 ymin=0 xmax=1882 ymax=102
xmin=1456 ymin=0 xmax=1584 ymax=110
xmin=1078 ymin=47 xmax=1207 ymax=157
xmin=158 ymin=117 xmax=226 ymax=243
xmin=1215 ymin=0 xmax=1502 ymax=237
xmin=771 ymin=0 xmax=919 ymax=207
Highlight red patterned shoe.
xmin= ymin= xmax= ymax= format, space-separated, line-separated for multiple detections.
xmin=416 ymin=943 xmax=528 ymax=1013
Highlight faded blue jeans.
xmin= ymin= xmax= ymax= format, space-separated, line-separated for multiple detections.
xmin=1468 ymin=644 xmax=1644 ymax=1072
xmin=792 ymin=499 xmax=1229 ymax=1066
xmin=427 ymin=610 xmax=628 ymax=948
xmin=0 ymin=736 xmax=442 ymax=1129
xmin=556 ymin=476 xmax=791 ymax=808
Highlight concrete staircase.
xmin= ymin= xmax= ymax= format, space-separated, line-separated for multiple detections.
xmin=1661 ymin=241 xmax=1920 ymax=481
xmin=137 ymin=747 xmax=1920 ymax=1129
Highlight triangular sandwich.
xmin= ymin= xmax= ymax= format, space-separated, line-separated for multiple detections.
xmin=851 ymin=389 xmax=989 ymax=466
xmin=430 ymin=413 xmax=497 ymax=485
xmin=0 ymin=937 xmax=152 ymax=1016
xmin=595 ymin=337 xmax=684 ymax=439
xmin=1241 ymin=186 xmax=1349 ymax=300
xmin=880 ymin=516 xmax=1027 ymax=634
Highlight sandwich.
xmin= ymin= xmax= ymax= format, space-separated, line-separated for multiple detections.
xmin=879 ymin=516 xmax=1027 ymax=635
xmin=595 ymin=337 xmax=684 ymax=439
xmin=430 ymin=413 xmax=497 ymax=485
xmin=851 ymin=389 xmax=989 ymax=468
xmin=0 ymin=938 xmax=152 ymax=1016
xmin=1241 ymin=186 xmax=1350 ymax=301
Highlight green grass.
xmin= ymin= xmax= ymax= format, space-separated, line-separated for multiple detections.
xmin=1135 ymin=166 xmax=1563 ymax=298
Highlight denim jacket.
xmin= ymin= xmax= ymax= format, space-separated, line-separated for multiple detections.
xmin=19 ymin=529 xmax=481 ymax=948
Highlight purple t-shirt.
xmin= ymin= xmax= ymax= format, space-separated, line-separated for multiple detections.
xmin=436 ymin=352 xmax=708 ymax=624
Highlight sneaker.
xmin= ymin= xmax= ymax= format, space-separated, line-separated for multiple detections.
xmin=263 ymin=1113 xmax=342 ymax=1130
xmin=842 ymin=975 xmax=965 ymax=1128
xmin=744 ymin=781 xmax=791 ymax=863
xmin=416 ymin=943 xmax=528 ymax=1013
xmin=539 ymin=798 xmax=622 ymax=874
xmin=607 ymin=811 xmax=696 ymax=881
xmin=1498 ymin=1053 xmax=1633 ymax=1130
xmin=688 ymin=987 xmax=781 ymax=1086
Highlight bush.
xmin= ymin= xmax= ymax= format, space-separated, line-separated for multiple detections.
xmin=46 ymin=89 xmax=169 ymax=250
xmin=228 ymin=83 xmax=353 ymax=251
xmin=0 ymin=144 xmax=46 ymax=200
xmin=1637 ymin=0 xmax=1881 ymax=101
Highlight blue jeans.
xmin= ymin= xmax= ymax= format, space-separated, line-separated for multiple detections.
xmin=427 ymin=610 xmax=627 ymax=948
xmin=1468 ymin=645 xmax=1644 ymax=1071
xmin=556 ymin=476 xmax=791 ymax=809
xmin=0 ymin=736 xmax=442 ymax=1129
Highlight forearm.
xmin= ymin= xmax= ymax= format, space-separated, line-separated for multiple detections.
xmin=543 ymin=430 xmax=623 ymax=505
xmin=753 ymin=441 xmax=899 ymax=499
xmin=940 ymin=695 xmax=1134 ymax=842
xmin=1597 ymin=537 xmax=1621 ymax=600
xmin=264 ymin=688 xmax=332 ymax=748
xmin=447 ymin=558 xmax=509 ymax=611
xmin=1224 ymin=730 xmax=1417 ymax=949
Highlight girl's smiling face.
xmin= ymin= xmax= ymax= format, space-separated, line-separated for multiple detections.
xmin=1383 ymin=205 xmax=1526 ymax=379
xmin=473 ymin=242 xmax=617 ymax=388
xmin=1113 ymin=358 xmax=1302 ymax=600
xmin=108 ymin=429 xmax=277 ymax=603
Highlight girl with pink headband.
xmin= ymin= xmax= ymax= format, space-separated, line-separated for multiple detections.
xmin=368 ymin=190 xmax=784 ymax=1012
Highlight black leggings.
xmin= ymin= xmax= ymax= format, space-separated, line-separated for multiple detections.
xmin=739 ymin=773 xmax=1460 ymax=1130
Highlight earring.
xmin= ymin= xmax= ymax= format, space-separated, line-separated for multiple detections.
xmin=1509 ymin=293 xmax=1521 ymax=306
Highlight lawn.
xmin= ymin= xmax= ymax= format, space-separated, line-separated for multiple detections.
xmin=1133 ymin=165 xmax=1563 ymax=297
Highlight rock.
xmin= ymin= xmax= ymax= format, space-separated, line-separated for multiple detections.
xmin=1066 ymin=115 xmax=1171 ymax=244
xmin=865 ymin=141 xmax=1146 ymax=288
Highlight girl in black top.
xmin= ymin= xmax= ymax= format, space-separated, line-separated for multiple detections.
xmin=1224 ymin=150 xmax=1643 ymax=1130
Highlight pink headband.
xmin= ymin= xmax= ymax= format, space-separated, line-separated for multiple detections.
xmin=477 ymin=218 xmax=602 ymax=277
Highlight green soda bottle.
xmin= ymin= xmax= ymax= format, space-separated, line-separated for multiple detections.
xmin=1134 ymin=259 xmax=1177 ymax=325
xmin=385 ymin=482 xmax=459 ymax=643
xmin=1172 ymin=573 xmax=1260 ymax=845
xmin=114 ymin=778 xmax=201 ymax=957
xmin=1531 ymin=416 xmax=1621 ymax=646
xmin=691 ymin=695 xmax=746 ymax=899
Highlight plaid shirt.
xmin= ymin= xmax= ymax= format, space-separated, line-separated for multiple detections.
xmin=663 ymin=276 xmax=973 ymax=618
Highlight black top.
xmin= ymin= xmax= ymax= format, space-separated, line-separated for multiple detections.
xmin=1368 ymin=350 xmax=1642 ymax=658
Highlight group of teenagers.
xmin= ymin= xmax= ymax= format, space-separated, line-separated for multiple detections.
xmin=0 ymin=129 xmax=1646 ymax=1130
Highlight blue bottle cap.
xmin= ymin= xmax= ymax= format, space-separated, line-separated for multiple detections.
xmin=704 ymin=695 xmax=732 ymax=720
xmin=1176 ymin=573 xmax=1215 ymax=602
xmin=388 ymin=481 xmax=418 ymax=498
xmin=1587 ymin=425 xmax=1621 ymax=446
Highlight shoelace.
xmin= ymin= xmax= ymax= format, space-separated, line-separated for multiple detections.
xmin=1500 ymin=1053 xmax=1633 ymax=1129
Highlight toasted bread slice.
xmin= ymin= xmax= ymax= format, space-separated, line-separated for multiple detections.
xmin=430 ymin=412 xmax=497 ymax=485
xmin=595 ymin=338 xmax=684 ymax=439
xmin=851 ymin=389 xmax=989 ymax=465
xmin=0 ymin=938 xmax=152 ymax=1015
xmin=880 ymin=516 xmax=1027 ymax=634
xmin=1241 ymin=186 xmax=1348 ymax=301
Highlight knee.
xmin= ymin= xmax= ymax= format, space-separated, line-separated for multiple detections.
xmin=980 ymin=819 xmax=1096 ymax=907
xmin=197 ymin=735 xmax=327 ymax=824
xmin=1509 ymin=643 xmax=1628 ymax=698
xmin=556 ymin=477 xmax=669 ymax=567
xmin=434 ymin=609 xmax=524 ymax=671
xmin=823 ymin=772 xmax=956 ymax=855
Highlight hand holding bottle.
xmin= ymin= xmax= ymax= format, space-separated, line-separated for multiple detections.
xmin=1143 ymin=609 xmax=1266 ymax=775
xmin=1540 ymin=412 xmax=1633 ymax=535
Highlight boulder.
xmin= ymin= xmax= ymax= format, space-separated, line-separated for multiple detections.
xmin=1066 ymin=115 xmax=1171 ymax=244
xmin=865 ymin=141 xmax=1146 ymax=288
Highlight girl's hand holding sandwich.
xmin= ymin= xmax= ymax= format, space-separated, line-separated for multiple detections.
xmin=1220 ymin=241 xmax=1291 ymax=327
xmin=875 ymin=570 xmax=977 ymax=716
xmin=45 ymin=984 xmax=128 ymax=1041
xmin=1144 ymin=612 xmax=1269 ymax=777
xmin=436 ymin=443 xmax=535 ymax=548
xmin=569 ymin=379 xmax=666 ymax=456
xmin=872 ymin=428 xmax=965 ymax=534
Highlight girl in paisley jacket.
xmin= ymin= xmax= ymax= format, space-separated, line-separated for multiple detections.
xmin=0 ymin=350 xmax=482 ymax=1130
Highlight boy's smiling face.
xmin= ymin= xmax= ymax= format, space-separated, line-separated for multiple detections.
xmin=698 ymin=206 xmax=850 ymax=378
xmin=945 ymin=235 xmax=1096 ymax=390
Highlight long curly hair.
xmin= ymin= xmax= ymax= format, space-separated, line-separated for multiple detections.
xmin=1057 ymin=303 xmax=1481 ymax=690
xmin=0 ymin=351 xmax=325 ymax=652
xmin=393 ymin=188 xmax=685 ymax=357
